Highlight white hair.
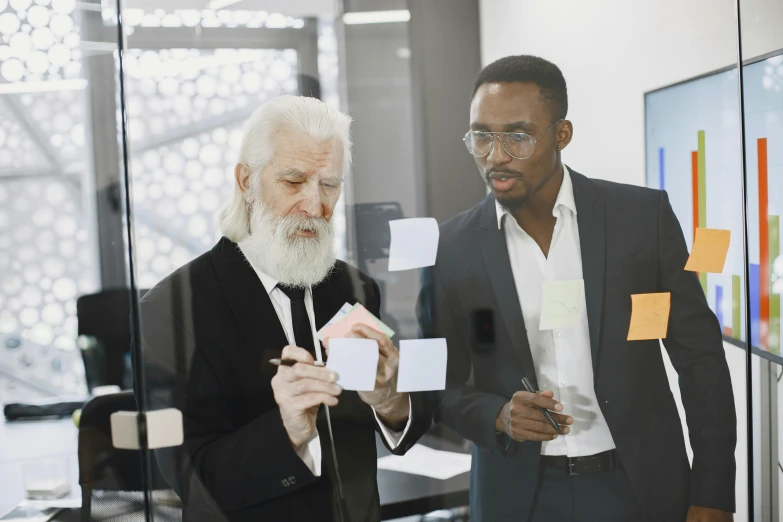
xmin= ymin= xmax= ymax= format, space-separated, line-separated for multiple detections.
xmin=218 ymin=95 xmax=352 ymax=242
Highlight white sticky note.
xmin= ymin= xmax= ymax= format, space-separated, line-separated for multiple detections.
xmin=388 ymin=218 xmax=439 ymax=271
xmin=110 ymin=411 xmax=140 ymax=450
xmin=539 ymin=279 xmax=585 ymax=330
xmin=111 ymin=408 xmax=184 ymax=450
xmin=326 ymin=338 xmax=379 ymax=391
xmin=397 ymin=338 xmax=448 ymax=392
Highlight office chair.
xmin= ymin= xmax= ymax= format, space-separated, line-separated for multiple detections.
xmin=78 ymin=391 xmax=181 ymax=521
xmin=76 ymin=289 xmax=148 ymax=393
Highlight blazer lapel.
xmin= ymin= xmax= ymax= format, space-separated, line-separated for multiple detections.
xmin=570 ymin=171 xmax=607 ymax=374
xmin=209 ymin=237 xmax=288 ymax=368
xmin=312 ymin=274 xmax=347 ymax=331
xmin=478 ymin=195 xmax=539 ymax=388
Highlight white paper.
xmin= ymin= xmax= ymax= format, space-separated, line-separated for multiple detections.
xmin=376 ymin=444 xmax=471 ymax=480
xmin=539 ymin=279 xmax=585 ymax=330
xmin=326 ymin=338 xmax=379 ymax=391
xmin=397 ymin=339 xmax=447 ymax=392
xmin=388 ymin=218 xmax=439 ymax=271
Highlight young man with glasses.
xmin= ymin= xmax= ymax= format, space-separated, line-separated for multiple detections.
xmin=417 ymin=55 xmax=735 ymax=522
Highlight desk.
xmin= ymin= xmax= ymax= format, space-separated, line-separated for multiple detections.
xmin=377 ymin=433 xmax=470 ymax=520
xmin=0 ymin=415 xmax=80 ymax=516
xmin=1 ymin=418 xmax=471 ymax=521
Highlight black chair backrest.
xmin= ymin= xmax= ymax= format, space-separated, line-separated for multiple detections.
xmin=78 ymin=391 xmax=167 ymax=491
xmin=76 ymin=289 xmax=148 ymax=391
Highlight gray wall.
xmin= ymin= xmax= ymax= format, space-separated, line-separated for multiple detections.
xmin=342 ymin=0 xmax=483 ymax=337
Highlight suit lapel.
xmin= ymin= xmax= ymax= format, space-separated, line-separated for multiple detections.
xmin=478 ymin=195 xmax=539 ymax=388
xmin=571 ymin=171 xmax=607 ymax=373
xmin=312 ymin=273 xmax=348 ymax=331
xmin=209 ymin=237 xmax=288 ymax=368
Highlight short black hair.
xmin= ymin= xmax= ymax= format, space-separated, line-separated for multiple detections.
xmin=473 ymin=55 xmax=568 ymax=121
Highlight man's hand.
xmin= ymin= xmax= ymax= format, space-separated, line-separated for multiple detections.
xmin=495 ymin=390 xmax=573 ymax=442
xmin=271 ymin=345 xmax=342 ymax=449
xmin=325 ymin=323 xmax=410 ymax=429
xmin=686 ymin=506 xmax=733 ymax=522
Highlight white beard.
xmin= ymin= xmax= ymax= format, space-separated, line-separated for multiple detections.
xmin=239 ymin=201 xmax=336 ymax=289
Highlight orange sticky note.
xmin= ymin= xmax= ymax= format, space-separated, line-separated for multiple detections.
xmin=684 ymin=228 xmax=731 ymax=273
xmin=627 ymin=292 xmax=671 ymax=341
xmin=319 ymin=304 xmax=388 ymax=340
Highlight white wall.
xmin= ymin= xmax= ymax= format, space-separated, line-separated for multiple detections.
xmin=479 ymin=0 xmax=737 ymax=186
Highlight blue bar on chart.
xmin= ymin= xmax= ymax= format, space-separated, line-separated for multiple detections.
xmin=750 ymin=263 xmax=760 ymax=347
xmin=658 ymin=147 xmax=665 ymax=191
xmin=715 ymin=285 xmax=724 ymax=329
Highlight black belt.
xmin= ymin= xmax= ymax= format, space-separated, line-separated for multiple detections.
xmin=541 ymin=449 xmax=617 ymax=476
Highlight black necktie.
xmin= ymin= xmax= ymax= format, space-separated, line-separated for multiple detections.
xmin=276 ymin=284 xmax=349 ymax=521
xmin=276 ymin=284 xmax=317 ymax=356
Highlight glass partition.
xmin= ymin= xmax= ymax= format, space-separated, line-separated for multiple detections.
xmin=0 ymin=0 xmax=144 ymax=517
xmin=737 ymin=0 xmax=783 ymax=518
xmin=0 ymin=0 xmax=756 ymax=520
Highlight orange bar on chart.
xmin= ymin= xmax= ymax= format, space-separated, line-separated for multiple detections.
xmin=684 ymin=228 xmax=731 ymax=273
xmin=627 ymin=292 xmax=671 ymax=341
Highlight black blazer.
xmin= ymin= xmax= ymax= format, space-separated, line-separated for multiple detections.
xmin=138 ymin=237 xmax=432 ymax=522
xmin=417 ymin=170 xmax=736 ymax=521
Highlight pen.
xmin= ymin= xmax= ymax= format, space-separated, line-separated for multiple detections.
xmin=269 ymin=358 xmax=327 ymax=368
xmin=520 ymin=376 xmax=562 ymax=435
xmin=269 ymin=358 xmax=297 ymax=367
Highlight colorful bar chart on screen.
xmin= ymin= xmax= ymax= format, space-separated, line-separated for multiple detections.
xmin=748 ymin=137 xmax=781 ymax=354
xmin=741 ymin=54 xmax=782 ymax=355
xmin=645 ymin=67 xmax=746 ymax=344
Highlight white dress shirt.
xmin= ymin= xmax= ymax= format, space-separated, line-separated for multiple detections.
xmin=237 ymin=244 xmax=411 ymax=475
xmin=497 ymin=164 xmax=615 ymax=457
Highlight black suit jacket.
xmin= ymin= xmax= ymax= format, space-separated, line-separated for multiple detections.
xmin=417 ymin=170 xmax=736 ymax=521
xmin=138 ymin=237 xmax=432 ymax=522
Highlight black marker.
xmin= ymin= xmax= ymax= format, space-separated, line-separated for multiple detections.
xmin=521 ymin=376 xmax=562 ymax=435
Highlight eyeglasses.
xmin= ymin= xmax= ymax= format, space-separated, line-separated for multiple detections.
xmin=463 ymin=119 xmax=564 ymax=160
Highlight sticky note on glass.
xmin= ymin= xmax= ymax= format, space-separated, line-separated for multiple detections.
xmin=318 ymin=303 xmax=395 ymax=341
xmin=627 ymin=292 xmax=671 ymax=341
xmin=539 ymin=279 xmax=584 ymax=330
xmin=326 ymin=338 xmax=379 ymax=391
xmin=684 ymin=228 xmax=731 ymax=273
xmin=388 ymin=218 xmax=439 ymax=271
xmin=397 ymin=338 xmax=448 ymax=392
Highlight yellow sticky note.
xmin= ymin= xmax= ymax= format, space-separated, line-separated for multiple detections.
xmin=684 ymin=228 xmax=731 ymax=273
xmin=627 ymin=292 xmax=671 ymax=341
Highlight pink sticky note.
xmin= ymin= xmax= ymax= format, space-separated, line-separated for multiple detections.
xmin=320 ymin=304 xmax=384 ymax=340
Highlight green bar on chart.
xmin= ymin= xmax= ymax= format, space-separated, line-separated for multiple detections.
xmin=733 ymin=274 xmax=741 ymax=339
xmin=770 ymin=215 xmax=780 ymax=355
xmin=697 ymin=131 xmax=707 ymax=295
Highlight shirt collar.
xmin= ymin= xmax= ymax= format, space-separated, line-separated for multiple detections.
xmin=495 ymin=163 xmax=576 ymax=230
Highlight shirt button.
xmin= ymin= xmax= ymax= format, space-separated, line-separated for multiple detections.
xmin=281 ymin=479 xmax=290 ymax=487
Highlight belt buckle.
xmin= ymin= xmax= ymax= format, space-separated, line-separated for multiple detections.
xmin=568 ymin=456 xmax=602 ymax=476
xmin=567 ymin=458 xmax=580 ymax=476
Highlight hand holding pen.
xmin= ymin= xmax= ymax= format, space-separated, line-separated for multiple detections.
xmin=494 ymin=377 xmax=573 ymax=443
xmin=269 ymin=345 xmax=342 ymax=449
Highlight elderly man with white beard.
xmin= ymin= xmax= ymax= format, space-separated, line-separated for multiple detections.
xmin=137 ymin=95 xmax=433 ymax=522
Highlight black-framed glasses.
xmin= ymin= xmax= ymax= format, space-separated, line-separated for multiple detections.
xmin=463 ymin=119 xmax=564 ymax=160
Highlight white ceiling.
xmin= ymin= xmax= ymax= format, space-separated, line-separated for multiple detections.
xmin=121 ymin=0 xmax=337 ymax=17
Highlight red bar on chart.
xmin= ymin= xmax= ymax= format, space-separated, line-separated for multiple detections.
xmin=759 ymin=138 xmax=769 ymax=350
